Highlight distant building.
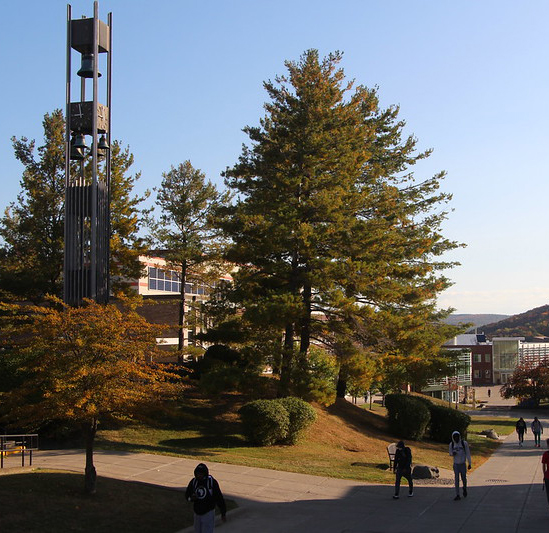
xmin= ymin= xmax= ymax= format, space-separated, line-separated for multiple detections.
xmin=422 ymin=348 xmax=472 ymax=404
xmin=444 ymin=333 xmax=492 ymax=386
xmin=442 ymin=334 xmax=549 ymax=386
xmin=128 ymin=255 xmax=233 ymax=350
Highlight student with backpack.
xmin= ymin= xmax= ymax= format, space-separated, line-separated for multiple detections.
xmin=392 ymin=440 xmax=413 ymax=499
xmin=186 ymin=463 xmax=227 ymax=533
xmin=449 ymin=431 xmax=472 ymax=501
xmin=531 ymin=417 xmax=544 ymax=448
xmin=516 ymin=417 xmax=527 ymax=447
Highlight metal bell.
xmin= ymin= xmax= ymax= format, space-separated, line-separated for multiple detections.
xmin=70 ymin=145 xmax=85 ymax=161
xmin=72 ymin=134 xmax=88 ymax=150
xmin=77 ymin=54 xmax=102 ymax=78
xmin=98 ymin=135 xmax=109 ymax=151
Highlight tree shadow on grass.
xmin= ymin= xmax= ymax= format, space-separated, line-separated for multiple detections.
xmin=325 ymin=398 xmax=391 ymax=439
xmin=96 ymin=433 xmax=249 ymax=457
xmin=160 ymin=434 xmax=247 ymax=450
xmin=0 ymin=470 xmax=195 ymax=533
xmin=350 ymin=461 xmax=390 ymax=471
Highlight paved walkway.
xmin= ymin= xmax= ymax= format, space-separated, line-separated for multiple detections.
xmin=9 ymin=407 xmax=549 ymax=532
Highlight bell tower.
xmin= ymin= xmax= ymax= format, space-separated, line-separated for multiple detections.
xmin=64 ymin=2 xmax=112 ymax=305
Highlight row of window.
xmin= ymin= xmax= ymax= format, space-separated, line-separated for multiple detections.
xmin=148 ymin=267 xmax=208 ymax=295
xmin=473 ymin=369 xmax=491 ymax=378
xmin=473 ymin=354 xmax=491 ymax=363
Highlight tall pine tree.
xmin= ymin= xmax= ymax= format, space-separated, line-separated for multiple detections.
xmin=220 ymin=50 xmax=461 ymax=396
xmin=149 ymin=161 xmax=229 ymax=360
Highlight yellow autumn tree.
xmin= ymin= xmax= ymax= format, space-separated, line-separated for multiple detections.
xmin=0 ymin=296 xmax=182 ymax=494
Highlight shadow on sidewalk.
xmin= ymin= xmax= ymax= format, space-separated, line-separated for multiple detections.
xmin=210 ymin=481 xmax=549 ymax=533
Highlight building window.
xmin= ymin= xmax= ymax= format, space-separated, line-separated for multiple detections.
xmin=148 ymin=267 xmax=181 ymax=293
xmin=474 ymin=370 xmax=481 ymax=378
xmin=484 ymin=354 xmax=491 ymax=363
xmin=474 ymin=354 xmax=482 ymax=363
xmin=485 ymin=370 xmax=491 ymax=378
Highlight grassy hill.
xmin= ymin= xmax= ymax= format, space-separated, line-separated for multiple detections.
xmin=95 ymin=388 xmax=514 ymax=483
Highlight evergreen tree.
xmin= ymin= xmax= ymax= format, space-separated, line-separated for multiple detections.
xmin=220 ymin=50 xmax=462 ymax=396
xmin=149 ymin=161 xmax=229 ymax=360
xmin=0 ymin=109 xmax=149 ymax=301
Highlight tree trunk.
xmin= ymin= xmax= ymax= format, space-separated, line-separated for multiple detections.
xmin=299 ymin=281 xmax=311 ymax=355
xmin=84 ymin=418 xmax=98 ymax=494
xmin=336 ymin=369 xmax=347 ymax=398
xmin=177 ymin=260 xmax=188 ymax=363
xmin=278 ymin=323 xmax=295 ymax=397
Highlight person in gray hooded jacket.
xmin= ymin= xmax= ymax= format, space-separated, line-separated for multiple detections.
xmin=449 ymin=430 xmax=472 ymax=500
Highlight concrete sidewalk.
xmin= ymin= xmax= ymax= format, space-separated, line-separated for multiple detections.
xmin=26 ymin=413 xmax=549 ymax=532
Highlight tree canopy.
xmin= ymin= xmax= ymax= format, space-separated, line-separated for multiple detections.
xmin=501 ymin=362 xmax=549 ymax=407
xmin=0 ymin=296 xmax=182 ymax=493
xmin=217 ymin=49 xmax=462 ymax=396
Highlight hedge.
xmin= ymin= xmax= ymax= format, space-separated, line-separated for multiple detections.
xmin=413 ymin=394 xmax=471 ymax=442
xmin=384 ymin=393 xmax=431 ymax=440
xmin=428 ymin=403 xmax=471 ymax=442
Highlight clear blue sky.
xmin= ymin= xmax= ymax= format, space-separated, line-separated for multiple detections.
xmin=2 ymin=0 xmax=548 ymax=316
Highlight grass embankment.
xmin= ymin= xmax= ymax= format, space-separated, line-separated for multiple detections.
xmin=95 ymin=389 xmax=515 ymax=484
xmin=0 ymin=469 xmax=234 ymax=533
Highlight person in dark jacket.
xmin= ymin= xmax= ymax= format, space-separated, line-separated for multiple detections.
xmin=516 ymin=417 xmax=527 ymax=447
xmin=531 ymin=417 xmax=544 ymax=448
xmin=393 ymin=440 xmax=413 ymax=499
xmin=185 ymin=463 xmax=227 ymax=533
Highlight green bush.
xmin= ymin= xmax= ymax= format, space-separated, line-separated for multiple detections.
xmin=239 ymin=399 xmax=290 ymax=446
xmin=275 ymin=397 xmax=317 ymax=444
xmin=385 ymin=393 xmax=431 ymax=440
xmin=412 ymin=394 xmax=471 ymax=442
xmin=428 ymin=403 xmax=471 ymax=442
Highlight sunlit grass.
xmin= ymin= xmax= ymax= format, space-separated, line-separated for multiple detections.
xmin=94 ymin=392 xmax=514 ymax=484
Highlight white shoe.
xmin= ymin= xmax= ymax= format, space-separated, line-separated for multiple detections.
xmin=408 ymin=492 xmax=414 ymax=497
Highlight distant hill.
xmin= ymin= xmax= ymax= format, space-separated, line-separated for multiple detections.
xmin=479 ymin=305 xmax=549 ymax=340
xmin=444 ymin=314 xmax=509 ymax=329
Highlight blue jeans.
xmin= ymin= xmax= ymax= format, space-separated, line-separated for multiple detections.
xmin=453 ymin=463 xmax=467 ymax=495
xmin=533 ymin=432 xmax=541 ymax=446
xmin=194 ymin=510 xmax=215 ymax=533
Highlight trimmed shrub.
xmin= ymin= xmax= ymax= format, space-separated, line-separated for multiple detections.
xmin=428 ymin=403 xmax=471 ymax=443
xmin=239 ymin=399 xmax=290 ymax=446
xmin=412 ymin=394 xmax=471 ymax=442
xmin=275 ymin=397 xmax=317 ymax=444
xmin=385 ymin=393 xmax=431 ymax=440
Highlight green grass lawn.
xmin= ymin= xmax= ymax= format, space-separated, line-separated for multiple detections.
xmin=0 ymin=469 xmax=234 ymax=533
xmin=92 ymin=392 xmax=516 ymax=484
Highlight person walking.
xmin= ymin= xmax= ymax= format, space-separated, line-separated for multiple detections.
xmin=186 ymin=463 xmax=227 ymax=533
xmin=516 ymin=417 xmax=527 ymax=447
xmin=542 ymin=438 xmax=549 ymax=506
xmin=392 ymin=440 xmax=413 ymax=499
xmin=487 ymin=389 xmax=491 ymax=399
xmin=449 ymin=430 xmax=472 ymax=501
xmin=531 ymin=417 xmax=544 ymax=448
